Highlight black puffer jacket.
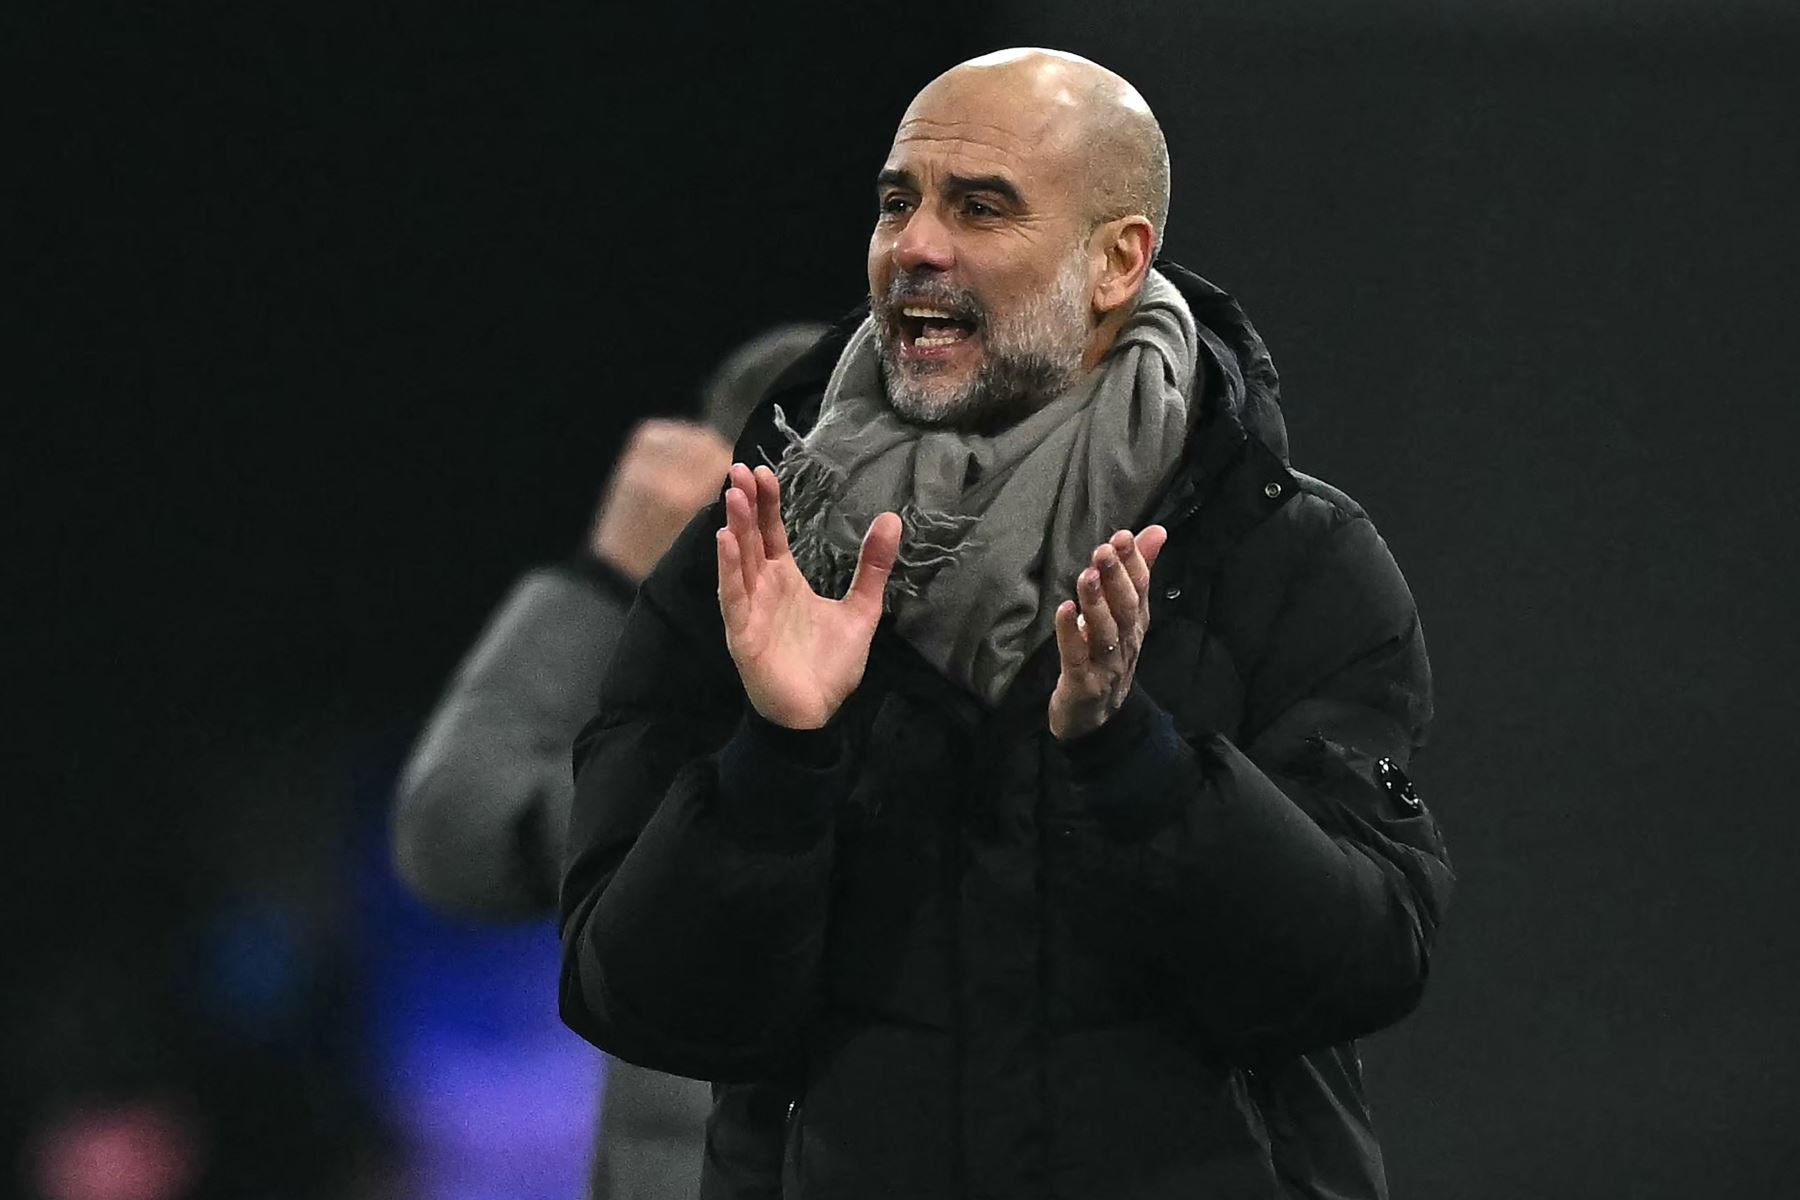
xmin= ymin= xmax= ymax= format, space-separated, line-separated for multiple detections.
xmin=560 ymin=263 xmax=1452 ymax=1199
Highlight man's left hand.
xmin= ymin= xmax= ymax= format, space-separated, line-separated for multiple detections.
xmin=1048 ymin=524 xmax=1169 ymax=741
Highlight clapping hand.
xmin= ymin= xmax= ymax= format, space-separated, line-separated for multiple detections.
xmin=716 ymin=463 xmax=902 ymax=730
xmin=1048 ymin=525 xmax=1169 ymax=740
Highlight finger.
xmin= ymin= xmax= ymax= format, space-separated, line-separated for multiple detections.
xmin=723 ymin=484 xmax=759 ymax=599
xmin=1076 ymin=566 xmax=1121 ymax=658
xmin=1110 ymin=529 xmax=1151 ymax=598
xmin=1135 ymin=523 xmax=1170 ymax=570
xmin=1053 ymin=598 xmax=1090 ymax=670
xmin=728 ymin=463 xmax=766 ymax=568
xmin=752 ymin=465 xmax=791 ymax=559
xmin=716 ymin=528 xmax=749 ymax=636
xmin=1094 ymin=542 xmax=1141 ymax=635
xmin=844 ymin=511 xmax=901 ymax=616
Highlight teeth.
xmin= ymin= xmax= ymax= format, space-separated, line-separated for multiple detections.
xmin=915 ymin=335 xmax=962 ymax=348
xmin=903 ymin=306 xmax=956 ymax=319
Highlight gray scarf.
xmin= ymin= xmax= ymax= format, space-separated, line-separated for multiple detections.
xmin=774 ymin=269 xmax=1200 ymax=706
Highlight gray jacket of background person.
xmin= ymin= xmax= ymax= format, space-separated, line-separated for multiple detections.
xmin=392 ymin=556 xmax=714 ymax=1199
xmin=391 ymin=323 xmax=827 ymax=1199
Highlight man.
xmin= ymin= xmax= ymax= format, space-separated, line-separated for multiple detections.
xmin=390 ymin=324 xmax=825 ymax=1198
xmin=561 ymin=48 xmax=1452 ymax=1199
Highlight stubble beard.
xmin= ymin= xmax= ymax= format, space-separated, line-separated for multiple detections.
xmin=875 ymin=248 xmax=1092 ymax=433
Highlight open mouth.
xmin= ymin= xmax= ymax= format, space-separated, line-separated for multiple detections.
xmin=897 ymin=305 xmax=980 ymax=352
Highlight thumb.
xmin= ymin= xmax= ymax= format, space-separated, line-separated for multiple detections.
xmin=844 ymin=511 xmax=902 ymax=615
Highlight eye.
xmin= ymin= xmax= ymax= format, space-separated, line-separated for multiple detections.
xmin=962 ymin=197 xmax=1000 ymax=218
xmin=878 ymin=194 xmax=915 ymax=218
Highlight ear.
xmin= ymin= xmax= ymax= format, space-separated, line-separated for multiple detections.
xmin=1090 ymin=216 xmax=1156 ymax=316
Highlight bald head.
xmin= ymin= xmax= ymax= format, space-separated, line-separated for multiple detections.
xmin=911 ymin=48 xmax=1170 ymax=252
xmin=867 ymin=49 xmax=1169 ymax=428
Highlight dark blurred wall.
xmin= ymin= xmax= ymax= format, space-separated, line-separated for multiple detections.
xmin=986 ymin=4 xmax=1799 ymax=1197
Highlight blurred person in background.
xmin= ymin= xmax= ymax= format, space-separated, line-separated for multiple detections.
xmin=391 ymin=323 xmax=827 ymax=1199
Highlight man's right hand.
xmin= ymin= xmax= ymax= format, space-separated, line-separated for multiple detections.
xmin=716 ymin=463 xmax=900 ymax=731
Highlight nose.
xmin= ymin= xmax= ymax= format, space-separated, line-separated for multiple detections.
xmin=893 ymin=203 xmax=955 ymax=274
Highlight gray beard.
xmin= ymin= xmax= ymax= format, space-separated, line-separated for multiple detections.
xmin=874 ymin=256 xmax=1091 ymax=433
xmin=878 ymin=340 xmax=1079 ymax=435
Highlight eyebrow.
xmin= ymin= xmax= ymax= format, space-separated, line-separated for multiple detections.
xmin=876 ymin=168 xmax=1025 ymax=209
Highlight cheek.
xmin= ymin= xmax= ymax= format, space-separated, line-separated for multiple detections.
xmin=867 ymin=233 xmax=891 ymax=294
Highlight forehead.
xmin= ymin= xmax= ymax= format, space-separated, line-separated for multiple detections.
xmin=882 ymin=83 xmax=1082 ymax=201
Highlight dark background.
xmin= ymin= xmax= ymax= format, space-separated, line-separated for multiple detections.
xmin=12 ymin=1 xmax=1798 ymax=1196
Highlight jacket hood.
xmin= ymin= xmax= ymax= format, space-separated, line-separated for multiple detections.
xmin=1156 ymin=260 xmax=1289 ymax=466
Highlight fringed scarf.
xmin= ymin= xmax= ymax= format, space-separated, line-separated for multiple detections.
xmin=772 ymin=269 xmax=1200 ymax=706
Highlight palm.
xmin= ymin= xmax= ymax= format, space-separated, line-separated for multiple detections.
xmin=716 ymin=464 xmax=900 ymax=730
xmin=728 ymin=552 xmax=880 ymax=728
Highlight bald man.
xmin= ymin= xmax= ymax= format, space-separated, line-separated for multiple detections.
xmin=561 ymin=49 xmax=1451 ymax=1199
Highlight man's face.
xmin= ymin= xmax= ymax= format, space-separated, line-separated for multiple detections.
xmin=868 ymin=84 xmax=1097 ymax=429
